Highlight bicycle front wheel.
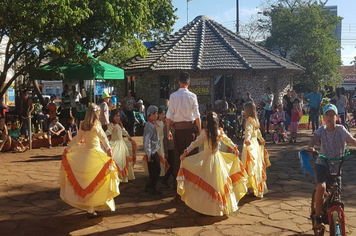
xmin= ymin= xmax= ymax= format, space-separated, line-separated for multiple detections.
xmin=329 ymin=209 xmax=345 ymax=236
xmin=272 ymin=132 xmax=279 ymax=144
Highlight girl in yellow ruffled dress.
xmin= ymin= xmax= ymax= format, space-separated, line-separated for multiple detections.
xmin=106 ymin=109 xmax=136 ymax=182
xmin=241 ymin=102 xmax=271 ymax=198
xmin=178 ymin=112 xmax=247 ymax=216
xmin=59 ymin=104 xmax=120 ymax=219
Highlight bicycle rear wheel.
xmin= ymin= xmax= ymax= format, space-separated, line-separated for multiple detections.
xmin=329 ymin=209 xmax=345 ymax=236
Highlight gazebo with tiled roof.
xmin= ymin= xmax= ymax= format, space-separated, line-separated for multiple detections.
xmin=120 ymin=15 xmax=304 ymax=108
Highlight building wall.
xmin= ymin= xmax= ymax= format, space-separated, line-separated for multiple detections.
xmin=123 ymin=71 xmax=293 ymax=111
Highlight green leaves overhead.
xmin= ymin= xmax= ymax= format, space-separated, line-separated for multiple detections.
xmin=0 ymin=0 xmax=177 ymax=96
xmin=261 ymin=1 xmax=342 ymax=87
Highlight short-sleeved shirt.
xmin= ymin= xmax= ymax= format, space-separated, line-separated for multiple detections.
xmin=49 ymin=121 xmax=65 ymax=133
xmin=291 ymin=109 xmax=300 ymax=122
xmin=69 ymin=123 xmax=78 ymax=137
xmin=333 ymin=95 xmax=346 ymax=114
xmin=262 ymin=93 xmax=274 ymax=111
xmin=304 ymin=92 xmax=322 ymax=109
xmin=99 ymin=102 xmax=109 ymax=125
xmin=9 ymin=128 xmax=21 ymax=140
xmin=314 ymin=125 xmax=351 ymax=166
xmin=70 ymin=91 xmax=82 ymax=108
xmin=275 ymin=111 xmax=286 ymax=122
xmin=287 ymin=98 xmax=300 ymax=116
xmin=62 ymin=91 xmax=71 ymax=109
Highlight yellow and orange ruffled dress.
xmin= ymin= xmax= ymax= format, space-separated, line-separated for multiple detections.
xmin=142 ymin=120 xmax=169 ymax=176
xmin=59 ymin=121 xmax=120 ymax=212
xmin=177 ymin=128 xmax=247 ymax=216
xmin=106 ymin=123 xmax=136 ymax=182
xmin=241 ymin=117 xmax=271 ymax=198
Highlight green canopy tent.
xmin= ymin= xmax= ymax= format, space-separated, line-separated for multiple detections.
xmin=37 ymin=57 xmax=125 ymax=103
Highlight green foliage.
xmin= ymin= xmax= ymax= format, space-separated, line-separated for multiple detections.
xmin=261 ymin=0 xmax=342 ymax=87
xmin=0 ymin=0 xmax=177 ymax=96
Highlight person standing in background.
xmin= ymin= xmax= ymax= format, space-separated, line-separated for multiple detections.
xmin=304 ymin=87 xmax=322 ymax=134
xmin=166 ymin=72 xmax=201 ymax=200
xmin=99 ymin=92 xmax=111 ymax=131
xmin=262 ymin=87 xmax=274 ymax=134
xmin=70 ymin=86 xmax=82 ymax=124
xmin=122 ymin=90 xmax=136 ymax=136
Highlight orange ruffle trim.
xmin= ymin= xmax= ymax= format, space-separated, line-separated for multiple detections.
xmin=245 ymin=148 xmax=269 ymax=195
xmin=177 ymin=167 xmax=245 ymax=206
xmin=129 ymin=139 xmax=137 ymax=162
xmin=61 ymin=152 xmax=118 ymax=201
xmin=116 ymin=156 xmax=133 ymax=178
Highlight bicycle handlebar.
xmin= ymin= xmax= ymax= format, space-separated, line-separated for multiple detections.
xmin=303 ymin=149 xmax=356 ymax=161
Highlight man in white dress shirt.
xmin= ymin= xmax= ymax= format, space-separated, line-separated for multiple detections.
xmin=166 ymin=72 xmax=201 ymax=195
xmin=70 ymin=86 xmax=82 ymax=123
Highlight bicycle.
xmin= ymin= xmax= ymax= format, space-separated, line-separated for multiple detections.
xmin=270 ymin=114 xmax=287 ymax=144
xmin=304 ymin=149 xmax=356 ymax=236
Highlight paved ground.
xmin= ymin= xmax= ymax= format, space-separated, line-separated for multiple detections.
xmin=1 ymin=129 xmax=356 ymax=236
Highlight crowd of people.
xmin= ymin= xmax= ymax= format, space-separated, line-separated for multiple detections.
xmin=0 ymin=85 xmax=148 ymax=153
xmin=58 ymin=72 xmax=271 ymax=219
xmin=2 ymin=74 xmax=356 ymax=227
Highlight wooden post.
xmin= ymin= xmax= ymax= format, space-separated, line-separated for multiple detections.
xmin=28 ymin=117 xmax=32 ymax=150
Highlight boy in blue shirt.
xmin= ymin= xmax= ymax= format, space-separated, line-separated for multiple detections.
xmin=308 ymin=104 xmax=356 ymax=228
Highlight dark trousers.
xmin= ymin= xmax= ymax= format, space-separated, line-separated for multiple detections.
xmin=264 ymin=109 xmax=272 ymax=132
xmin=173 ymin=127 xmax=198 ymax=182
xmin=124 ymin=110 xmax=134 ymax=136
xmin=147 ymin=152 xmax=160 ymax=190
xmin=162 ymin=149 xmax=174 ymax=182
xmin=309 ymin=107 xmax=319 ymax=132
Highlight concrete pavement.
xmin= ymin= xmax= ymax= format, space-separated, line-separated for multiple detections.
xmin=1 ymin=129 xmax=356 ymax=236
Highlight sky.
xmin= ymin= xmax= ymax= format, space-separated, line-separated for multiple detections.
xmin=171 ymin=0 xmax=356 ymax=66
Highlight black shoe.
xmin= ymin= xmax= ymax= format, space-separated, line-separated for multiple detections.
xmin=145 ymin=187 xmax=155 ymax=194
xmin=87 ymin=211 xmax=100 ymax=219
xmin=293 ymin=139 xmax=296 ymax=143
xmin=161 ymin=180 xmax=170 ymax=188
xmin=266 ymin=131 xmax=271 ymax=134
xmin=313 ymin=215 xmax=324 ymax=230
xmin=152 ymin=189 xmax=162 ymax=194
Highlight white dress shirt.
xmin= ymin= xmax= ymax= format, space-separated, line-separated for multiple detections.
xmin=166 ymin=88 xmax=200 ymax=122
xmin=70 ymin=91 xmax=82 ymax=108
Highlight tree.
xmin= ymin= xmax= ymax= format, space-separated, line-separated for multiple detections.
xmin=260 ymin=0 xmax=342 ymax=87
xmin=0 ymin=0 xmax=177 ymax=98
xmin=239 ymin=15 xmax=269 ymax=43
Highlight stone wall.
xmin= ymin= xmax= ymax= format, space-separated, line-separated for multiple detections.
xmin=122 ymin=71 xmax=294 ymax=110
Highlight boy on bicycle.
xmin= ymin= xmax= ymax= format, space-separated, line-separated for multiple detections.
xmin=308 ymin=104 xmax=356 ymax=229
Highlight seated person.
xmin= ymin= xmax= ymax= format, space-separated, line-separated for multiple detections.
xmin=48 ymin=117 xmax=67 ymax=148
xmin=274 ymin=104 xmax=286 ymax=132
xmin=67 ymin=117 xmax=78 ymax=142
xmin=9 ymin=120 xmax=21 ymax=141
xmin=8 ymin=120 xmax=27 ymax=152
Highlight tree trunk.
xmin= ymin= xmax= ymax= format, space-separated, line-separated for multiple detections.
xmin=33 ymin=80 xmax=46 ymax=106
